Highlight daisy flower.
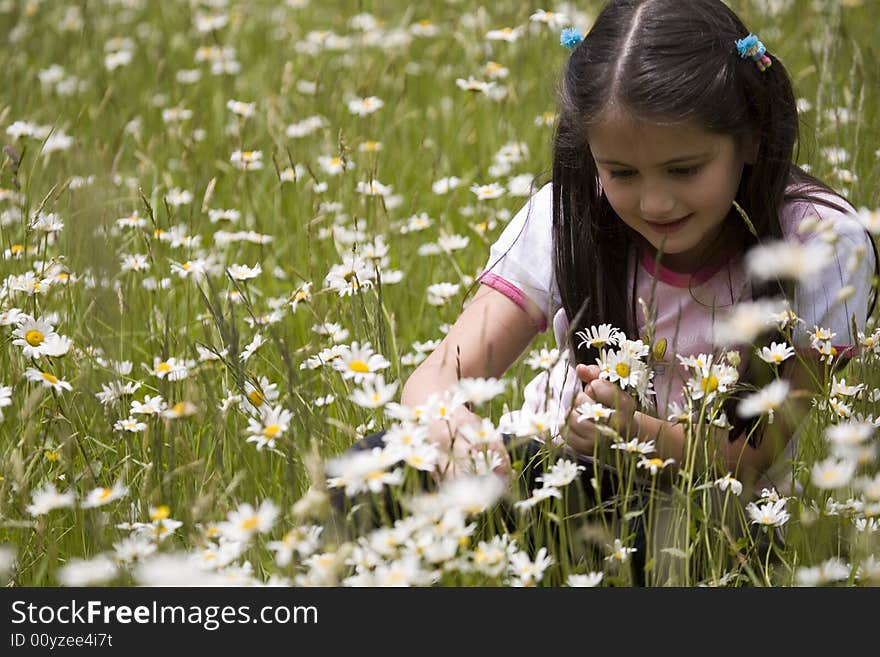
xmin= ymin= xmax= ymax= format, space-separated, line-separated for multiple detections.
xmin=605 ymin=538 xmax=637 ymax=563
xmin=746 ymin=498 xmax=790 ymax=528
xmin=227 ymin=263 xmax=262 ymax=281
xmin=455 ymin=77 xmax=497 ymax=94
xmin=431 ymin=177 xmax=461 ymax=194
xmin=245 ymin=405 xmax=293 ymax=450
xmin=0 ymin=385 xmax=12 ymax=421
xmin=568 ymin=572 xmax=604 ymax=587
xmin=226 ymin=99 xmax=256 ymax=117
xmin=596 ymin=349 xmax=645 ymax=390
xmin=855 ymin=207 xmax=880 ymax=234
xmin=485 ymin=26 xmax=525 ymax=42
xmin=229 ymin=150 xmax=263 ymax=171
xmin=610 ymin=437 xmax=657 ymax=455
xmin=745 ymin=239 xmax=833 ymax=283
xmin=26 ymin=483 xmax=75 ymax=516
xmin=529 ymin=10 xmax=570 ymax=29
xmin=737 ymin=379 xmax=790 ymax=423
xmin=454 ymin=377 xmax=506 ymax=406
xmin=525 ymin=347 xmax=562 ymax=370
xmin=12 ymin=316 xmax=71 ymax=358
xmin=317 ymin=155 xmax=353 ymax=175
xmin=426 ymin=282 xmax=460 ymax=306
xmin=508 ymin=546 xmax=553 ymax=586
xmin=164 ymin=187 xmax=192 ymax=206
xmin=240 ymin=333 xmax=265 ymax=361
xmin=637 ymin=456 xmax=675 ymax=476
xmin=811 ymin=457 xmax=857 ymax=490
xmin=130 ymin=394 xmax=167 ymax=416
xmin=57 ymin=555 xmax=118 ymax=586
xmin=714 ymin=473 xmax=743 ymax=496
xmin=217 ymin=500 xmax=280 ymax=543
xmin=825 ymin=421 xmax=874 ymax=446
xmin=714 ymin=298 xmax=785 ymax=346
xmin=469 ymin=182 xmax=505 ymax=200
xmin=326 ymin=447 xmax=403 ymax=497
xmin=24 ymin=368 xmax=72 ymax=392
xmin=758 ymin=341 xmax=796 ymax=365
xmin=147 ymin=356 xmax=190 ymax=381
xmin=334 ymin=341 xmax=391 ymax=383
xmin=114 ymin=417 xmax=147 ymax=433
xmin=536 ymin=459 xmax=585 ymax=488
xmin=458 ymin=418 xmax=503 ymax=447
xmin=347 ymin=96 xmax=384 ymax=116
xmin=82 ymin=482 xmax=129 ymax=508
xmin=350 ymin=374 xmax=399 ymax=409
xmin=575 ymin=399 xmax=614 ymax=423
xmin=575 ymin=323 xmax=621 ymax=350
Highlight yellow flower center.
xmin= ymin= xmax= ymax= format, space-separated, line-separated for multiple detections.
xmin=11 ymin=244 xmax=23 ymax=254
xmin=418 ymin=19 xmax=431 ymax=26
xmin=157 ymin=362 xmax=172 ymax=373
xmin=701 ymin=375 xmax=719 ymax=393
xmin=44 ymin=450 xmax=60 ymax=462
xmin=181 ymin=262 xmax=191 ymax=271
xmin=248 ymin=390 xmax=265 ymax=406
xmin=372 ymin=393 xmax=381 ymax=403
xmin=41 ymin=372 xmax=59 ymax=384
xmin=615 ymin=362 xmax=630 ymax=378
xmin=26 ymin=329 xmax=45 ymax=346
xmin=646 ymin=458 xmax=664 ymax=469
xmin=99 ymin=488 xmax=114 ymax=500
xmin=264 ymin=424 xmax=280 ymax=437
xmin=171 ymin=402 xmax=187 ymax=416
xmin=241 ymin=516 xmax=259 ymax=530
xmin=151 ymin=505 xmax=170 ymax=520
xmin=362 ymin=141 xmax=380 ymax=151
xmin=242 ymin=151 xmax=254 ymax=160
xmin=348 ymin=360 xmax=370 ymax=373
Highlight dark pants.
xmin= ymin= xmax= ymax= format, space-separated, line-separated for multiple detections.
xmin=328 ymin=430 xmax=648 ymax=585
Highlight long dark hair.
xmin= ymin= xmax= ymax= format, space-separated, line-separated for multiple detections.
xmin=551 ymin=0 xmax=877 ymax=443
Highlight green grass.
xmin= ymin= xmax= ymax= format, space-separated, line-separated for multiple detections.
xmin=0 ymin=0 xmax=879 ymax=587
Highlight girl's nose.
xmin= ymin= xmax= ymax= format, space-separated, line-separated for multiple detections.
xmin=639 ymin=183 xmax=676 ymax=220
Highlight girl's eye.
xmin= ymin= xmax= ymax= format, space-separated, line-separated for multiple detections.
xmin=669 ymin=165 xmax=702 ymax=176
xmin=609 ymin=170 xmax=636 ymax=179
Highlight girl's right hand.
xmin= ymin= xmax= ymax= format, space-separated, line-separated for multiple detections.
xmin=563 ymin=364 xmax=603 ymax=456
xmin=430 ymin=406 xmax=511 ymax=482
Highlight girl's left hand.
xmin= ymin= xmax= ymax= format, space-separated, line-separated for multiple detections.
xmin=564 ymin=364 xmax=640 ymax=456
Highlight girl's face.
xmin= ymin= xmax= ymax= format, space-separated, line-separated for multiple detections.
xmin=587 ymin=113 xmax=754 ymax=272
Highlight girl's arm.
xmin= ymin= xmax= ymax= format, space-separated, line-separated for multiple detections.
xmin=401 ymin=284 xmax=539 ymax=475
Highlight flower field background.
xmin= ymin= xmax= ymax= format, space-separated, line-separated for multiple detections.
xmin=1 ymin=0 xmax=880 ymax=587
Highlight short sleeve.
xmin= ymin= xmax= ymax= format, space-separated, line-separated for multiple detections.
xmin=785 ymin=200 xmax=876 ymax=354
xmin=477 ymin=183 xmax=561 ymax=332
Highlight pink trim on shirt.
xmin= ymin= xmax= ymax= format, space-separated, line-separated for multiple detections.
xmin=477 ymin=273 xmax=548 ymax=332
xmin=795 ymin=345 xmax=860 ymax=359
xmin=639 ymin=249 xmax=728 ymax=288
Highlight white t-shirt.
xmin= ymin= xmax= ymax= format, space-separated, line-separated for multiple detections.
xmin=478 ymin=182 xmax=875 ymax=494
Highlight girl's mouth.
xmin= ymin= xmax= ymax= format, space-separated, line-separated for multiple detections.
xmin=646 ymin=214 xmax=693 ymax=234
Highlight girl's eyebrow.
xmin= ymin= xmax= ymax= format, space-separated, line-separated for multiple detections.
xmin=594 ymin=152 xmax=712 ymax=167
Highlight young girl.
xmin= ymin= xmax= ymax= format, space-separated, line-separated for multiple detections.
xmin=333 ymin=0 xmax=877 ymax=580
xmin=400 ymin=0 xmax=877 ymax=492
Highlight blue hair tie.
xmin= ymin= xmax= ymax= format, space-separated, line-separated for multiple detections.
xmin=560 ymin=27 xmax=583 ymax=52
xmin=735 ymin=33 xmax=772 ymax=72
